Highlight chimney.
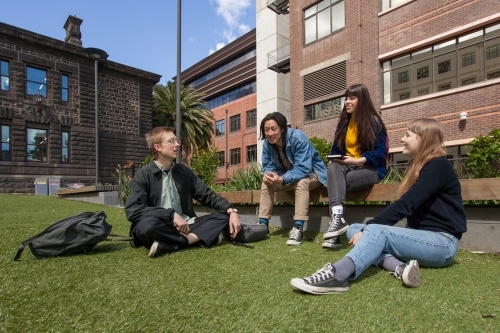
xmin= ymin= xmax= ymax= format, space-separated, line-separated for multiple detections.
xmin=63 ymin=15 xmax=83 ymax=47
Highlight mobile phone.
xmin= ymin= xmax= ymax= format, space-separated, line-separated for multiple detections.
xmin=326 ymin=154 xmax=345 ymax=160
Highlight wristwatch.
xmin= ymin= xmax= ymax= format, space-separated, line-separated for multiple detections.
xmin=228 ymin=208 xmax=238 ymax=215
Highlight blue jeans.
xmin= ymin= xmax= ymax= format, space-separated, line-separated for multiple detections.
xmin=344 ymin=223 xmax=459 ymax=281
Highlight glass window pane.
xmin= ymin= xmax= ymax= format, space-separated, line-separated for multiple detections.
xmin=2 ymin=143 xmax=10 ymax=160
xmin=411 ymin=47 xmax=432 ymax=62
xmin=318 ymin=0 xmax=330 ymax=11
xmin=392 ymin=54 xmax=410 ymax=68
xmin=62 ymin=75 xmax=69 ymax=88
xmin=434 ymin=50 xmax=457 ymax=91
xmin=27 ymin=129 xmax=47 ymax=161
xmin=305 ymin=5 xmax=317 ymax=18
xmin=459 ymin=43 xmax=484 ymax=85
xmin=412 ymin=59 xmax=433 ymax=96
xmin=485 ymin=23 xmax=500 ymax=39
xmin=331 ymin=1 xmax=345 ymax=32
xmin=383 ymin=71 xmax=391 ymax=104
xmin=486 ymin=37 xmax=500 ymax=80
xmin=2 ymin=125 xmax=9 ymax=142
xmin=392 ymin=65 xmax=410 ymax=101
xmin=62 ymin=132 xmax=69 ymax=147
xmin=382 ymin=61 xmax=390 ymax=72
xmin=27 ymin=67 xmax=47 ymax=83
xmin=381 ymin=0 xmax=390 ymax=11
xmin=434 ymin=39 xmax=456 ymax=56
xmin=1 ymin=61 xmax=8 ymax=75
xmin=458 ymin=30 xmax=483 ymax=48
xmin=1 ymin=76 xmax=9 ymax=90
xmin=305 ymin=16 xmax=316 ymax=44
xmin=62 ymin=89 xmax=69 ymax=102
xmin=317 ymin=8 xmax=331 ymax=40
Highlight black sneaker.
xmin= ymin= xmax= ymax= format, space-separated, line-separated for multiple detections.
xmin=286 ymin=226 xmax=303 ymax=245
xmin=322 ymin=236 xmax=341 ymax=249
xmin=290 ymin=263 xmax=349 ymax=294
xmin=392 ymin=260 xmax=420 ymax=288
xmin=148 ymin=241 xmax=178 ymax=258
xmin=323 ymin=214 xmax=348 ymax=239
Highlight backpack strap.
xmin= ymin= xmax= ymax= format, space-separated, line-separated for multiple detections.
xmin=105 ymin=234 xmax=134 ymax=241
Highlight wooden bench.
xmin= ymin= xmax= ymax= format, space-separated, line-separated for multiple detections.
xmin=56 ymin=185 xmax=119 ymax=195
xmin=217 ymin=178 xmax=500 ymax=204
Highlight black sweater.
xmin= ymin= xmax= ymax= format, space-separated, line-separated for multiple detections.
xmin=366 ymin=157 xmax=467 ymax=239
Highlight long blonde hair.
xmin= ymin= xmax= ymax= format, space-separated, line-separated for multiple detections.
xmin=398 ymin=118 xmax=447 ymax=196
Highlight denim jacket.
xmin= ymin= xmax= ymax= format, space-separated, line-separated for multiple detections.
xmin=329 ymin=120 xmax=388 ymax=180
xmin=262 ymin=128 xmax=327 ymax=186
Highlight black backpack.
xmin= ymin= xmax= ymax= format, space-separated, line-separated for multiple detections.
xmin=13 ymin=211 xmax=115 ymax=261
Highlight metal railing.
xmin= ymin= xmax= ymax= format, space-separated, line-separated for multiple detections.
xmin=267 ymin=42 xmax=290 ymax=68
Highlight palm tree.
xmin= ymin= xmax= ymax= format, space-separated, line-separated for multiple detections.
xmin=153 ymin=81 xmax=215 ymax=158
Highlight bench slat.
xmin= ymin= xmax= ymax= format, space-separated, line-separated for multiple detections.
xmin=460 ymin=178 xmax=500 ymax=200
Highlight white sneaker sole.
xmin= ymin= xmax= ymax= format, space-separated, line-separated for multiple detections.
xmin=148 ymin=241 xmax=159 ymax=258
xmin=286 ymin=239 xmax=303 ymax=246
xmin=322 ymin=240 xmax=341 ymax=249
xmin=323 ymin=225 xmax=349 ymax=239
xmin=402 ymin=260 xmax=420 ymax=288
xmin=290 ymin=278 xmax=349 ymax=294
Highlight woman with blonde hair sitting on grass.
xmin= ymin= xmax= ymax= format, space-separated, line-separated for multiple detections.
xmin=290 ymin=118 xmax=467 ymax=294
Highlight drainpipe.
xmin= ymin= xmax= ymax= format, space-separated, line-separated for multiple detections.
xmin=358 ymin=0 xmax=362 ymax=82
xmin=225 ymin=109 xmax=229 ymax=184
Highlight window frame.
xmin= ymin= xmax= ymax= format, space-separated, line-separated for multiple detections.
xmin=304 ymin=0 xmax=345 ymax=46
xmin=61 ymin=131 xmax=70 ymax=163
xmin=26 ymin=65 xmax=48 ymax=98
xmin=215 ymin=119 xmax=225 ymax=137
xmin=230 ymin=114 xmax=241 ymax=133
xmin=246 ymin=109 xmax=257 ymax=129
xmin=217 ymin=151 xmax=225 ymax=167
xmin=1 ymin=124 xmax=11 ymax=161
xmin=1 ymin=59 xmax=10 ymax=92
xmin=230 ymin=148 xmax=241 ymax=166
xmin=26 ymin=127 xmax=48 ymax=162
xmin=246 ymin=144 xmax=257 ymax=163
xmin=61 ymin=73 xmax=70 ymax=103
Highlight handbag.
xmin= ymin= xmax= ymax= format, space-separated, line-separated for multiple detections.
xmin=224 ymin=218 xmax=268 ymax=247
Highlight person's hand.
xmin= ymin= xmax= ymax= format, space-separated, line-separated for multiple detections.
xmin=227 ymin=210 xmax=241 ymax=239
xmin=262 ymin=171 xmax=283 ymax=186
xmin=172 ymin=212 xmax=190 ymax=235
xmin=348 ymin=232 xmax=363 ymax=247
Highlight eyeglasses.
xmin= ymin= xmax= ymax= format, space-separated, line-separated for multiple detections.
xmin=161 ymin=138 xmax=181 ymax=146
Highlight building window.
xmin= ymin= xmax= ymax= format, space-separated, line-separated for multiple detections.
xmin=438 ymin=83 xmax=452 ymax=91
xmin=487 ymin=71 xmax=500 ymax=80
xmin=230 ymin=148 xmax=240 ymax=165
xmin=26 ymin=66 xmax=47 ymax=97
xmin=461 ymin=77 xmax=476 ymax=86
xmin=416 ymin=66 xmax=429 ymax=79
xmin=305 ymin=96 xmax=345 ymax=121
xmin=218 ymin=151 xmax=225 ymax=167
xmin=27 ymin=128 xmax=48 ymax=162
xmin=381 ymin=23 xmax=500 ymax=103
xmin=1 ymin=125 xmax=10 ymax=160
xmin=61 ymin=74 xmax=69 ymax=102
xmin=304 ymin=0 xmax=345 ymax=45
xmin=437 ymin=60 xmax=451 ymax=74
xmin=461 ymin=52 xmax=475 ymax=67
xmin=486 ymin=44 xmax=500 ymax=60
xmin=246 ymin=109 xmax=257 ymax=128
xmin=246 ymin=145 xmax=257 ymax=163
xmin=397 ymin=71 xmax=409 ymax=83
xmin=1 ymin=60 xmax=9 ymax=91
xmin=215 ymin=120 xmax=225 ymax=136
xmin=62 ymin=131 xmax=69 ymax=163
xmin=381 ymin=0 xmax=409 ymax=11
xmin=230 ymin=114 xmax=240 ymax=133
xmin=205 ymin=81 xmax=256 ymax=109
xmin=399 ymin=93 xmax=410 ymax=100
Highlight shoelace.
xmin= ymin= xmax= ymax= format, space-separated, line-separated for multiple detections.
xmin=289 ymin=227 xmax=301 ymax=239
xmin=391 ymin=264 xmax=405 ymax=279
xmin=327 ymin=215 xmax=341 ymax=232
xmin=304 ymin=264 xmax=334 ymax=284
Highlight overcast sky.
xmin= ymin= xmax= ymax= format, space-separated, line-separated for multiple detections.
xmin=0 ymin=0 xmax=256 ymax=84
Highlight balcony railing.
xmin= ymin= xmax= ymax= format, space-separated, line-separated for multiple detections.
xmin=267 ymin=0 xmax=289 ymax=14
xmin=267 ymin=43 xmax=290 ymax=73
xmin=280 ymin=109 xmax=291 ymax=126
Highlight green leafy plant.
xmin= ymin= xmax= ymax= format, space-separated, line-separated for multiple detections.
xmin=190 ymin=144 xmax=219 ymax=187
xmin=465 ymin=128 xmax=500 ymax=178
xmin=309 ymin=137 xmax=332 ymax=165
xmin=112 ymin=161 xmax=134 ymax=205
xmin=226 ymin=163 xmax=263 ymax=191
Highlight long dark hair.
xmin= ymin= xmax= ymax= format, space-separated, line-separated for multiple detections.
xmin=333 ymin=84 xmax=386 ymax=152
xmin=259 ymin=112 xmax=288 ymax=140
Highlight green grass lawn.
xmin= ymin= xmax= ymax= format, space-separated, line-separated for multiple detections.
xmin=1 ymin=195 xmax=499 ymax=333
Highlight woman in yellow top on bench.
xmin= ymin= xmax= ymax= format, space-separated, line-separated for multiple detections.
xmin=322 ymin=84 xmax=389 ymax=249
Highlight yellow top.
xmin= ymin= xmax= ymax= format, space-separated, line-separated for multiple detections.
xmin=345 ymin=117 xmax=362 ymax=158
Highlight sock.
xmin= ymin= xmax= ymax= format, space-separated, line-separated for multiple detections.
xmin=378 ymin=256 xmax=405 ymax=272
xmin=294 ymin=220 xmax=304 ymax=228
xmin=331 ymin=206 xmax=343 ymax=216
xmin=332 ymin=256 xmax=356 ymax=281
xmin=259 ymin=218 xmax=269 ymax=225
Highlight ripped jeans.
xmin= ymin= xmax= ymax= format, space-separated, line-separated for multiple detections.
xmin=344 ymin=223 xmax=459 ymax=281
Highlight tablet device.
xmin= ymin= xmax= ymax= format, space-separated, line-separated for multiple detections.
xmin=326 ymin=154 xmax=346 ymax=160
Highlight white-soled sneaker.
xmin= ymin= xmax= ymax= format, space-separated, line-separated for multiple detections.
xmin=290 ymin=263 xmax=349 ymax=294
xmin=286 ymin=226 xmax=303 ymax=245
xmin=323 ymin=214 xmax=348 ymax=239
xmin=392 ymin=260 xmax=420 ymax=288
xmin=322 ymin=236 xmax=341 ymax=249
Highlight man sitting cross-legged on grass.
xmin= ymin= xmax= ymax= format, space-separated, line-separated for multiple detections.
xmin=124 ymin=126 xmax=241 ymax=258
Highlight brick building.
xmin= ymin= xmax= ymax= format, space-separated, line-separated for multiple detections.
xmin=0 ymin=16 xmax=161 ymax=193
xmin=179 ymin=29 xmax=257 ymax=183
xmin=259 ymin=0 xmax=500 ymax=173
